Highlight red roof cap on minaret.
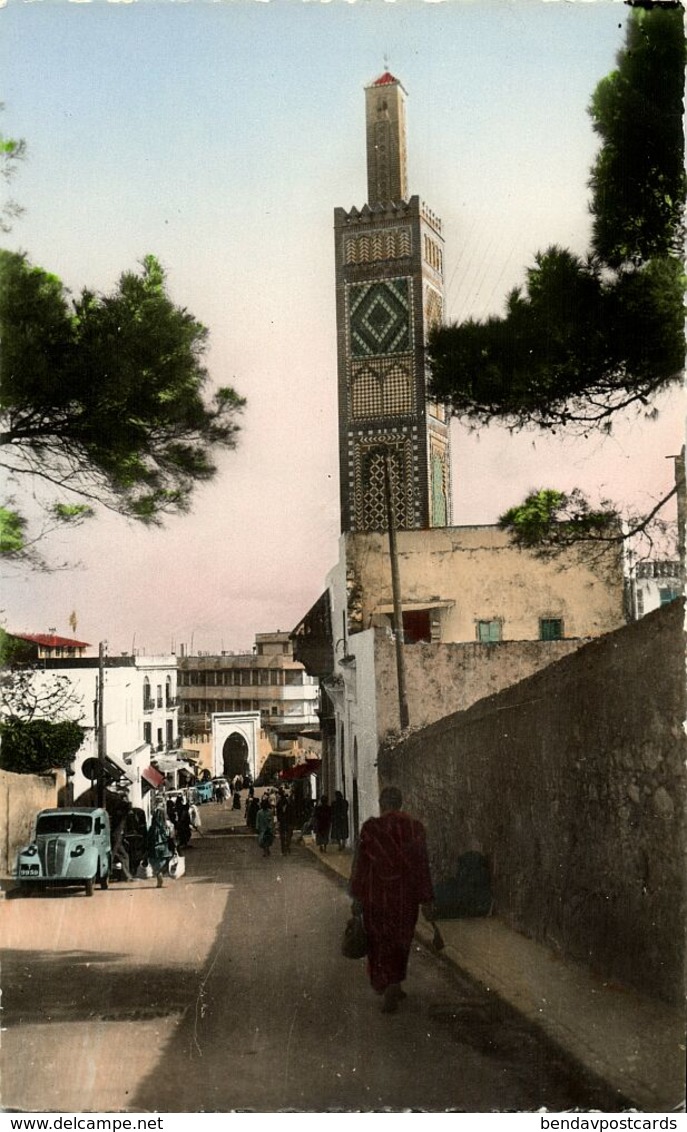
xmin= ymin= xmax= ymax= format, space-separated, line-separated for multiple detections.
xmin=372 ymin=71 xmax=399 ymax=86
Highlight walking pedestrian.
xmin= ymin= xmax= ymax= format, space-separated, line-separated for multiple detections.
xmin=147 ymin=804 xmax=175 ymax=888
xmin=256 ymin=796 xmax=275 ymax=858
xmin=175 ymin=800 xmax=192 ymax=849
xmin=112 ymin=815 xmax=133 ymax=881
xmin=313 ymin=795 xmax=332 ymax=853
xmin=189 ymin=800 xmax=202 ymax=833
xmin=349 ymin=785 xmax=434 ymax=1013
xmin=330 ymin=790 xmax=350 ymax=851
xmin=246 ymin=794 xmax=260 ymax=830
xmin=276 ymin=788 xmax=296 ymax=855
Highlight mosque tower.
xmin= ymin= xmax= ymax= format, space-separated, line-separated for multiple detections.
xmin=334 ymin=71 xmax=451 ymax=533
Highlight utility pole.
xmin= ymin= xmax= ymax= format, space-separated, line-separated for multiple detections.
xmin=383 ymin=450 xmax=410 ymax=731
xmin=96 ymin=641 xmax=106 ymax=808
xmin=675 ymin=446 xmax=685 ymax=585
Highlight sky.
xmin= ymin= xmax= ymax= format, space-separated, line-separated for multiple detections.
xmin=1 ymin=0 xmax=683 ymax=657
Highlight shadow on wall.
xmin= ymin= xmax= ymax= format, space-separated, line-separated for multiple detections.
xmin=380 ymin=600 xmax=687 ymax=1006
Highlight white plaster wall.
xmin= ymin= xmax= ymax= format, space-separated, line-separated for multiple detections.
xmin=347 ymin=526 xmax=625 ymax=642
xmin=634 ymin=576 xmax=682 ymax=619
xmin=344 ymin=629 xmax=380 ymax=830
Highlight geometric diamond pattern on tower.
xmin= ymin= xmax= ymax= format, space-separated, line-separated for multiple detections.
xmin=349 ymin=279 xmax=411 ymax=356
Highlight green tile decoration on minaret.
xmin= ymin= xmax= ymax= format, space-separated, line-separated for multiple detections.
xmin=334 ymin=71 xmax=452 ymax=532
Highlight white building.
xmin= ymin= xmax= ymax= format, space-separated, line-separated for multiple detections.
xmin=8 ymin=653 xmax=180 ymax=815
xmin=178 ymin=631 xmax=320 ymax=778
xmin=628 ymin=560 xmax=682 ymax=620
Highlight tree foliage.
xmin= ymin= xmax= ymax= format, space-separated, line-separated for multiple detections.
xmin=589 ymin=3 xmax=686 ymax=267
xmin=0 ymin=665 xmax=85 ymax=723
xmin=0 ymin=114 xmax=26 ymax=232
xmin=0 ymin=717 xmax=85 ymax=775
xmin=0 ymin=251 xmax=245 ymax=531
xmin=498 ymin=488 xmax=619 ymax=549
xmin=499 ymin=482 xmax=678 ymax=563
xmin=427 ymin=5 xmax=685 ymax=432
xmin=0 ymin=662 xmax=86 ymax=775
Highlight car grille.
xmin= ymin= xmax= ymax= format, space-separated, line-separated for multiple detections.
xmin=40 ymin=837 xmax=67 ymax=877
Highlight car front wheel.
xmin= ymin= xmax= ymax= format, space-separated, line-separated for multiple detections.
xmin=84 ymin=877 xmax=94 ymax=897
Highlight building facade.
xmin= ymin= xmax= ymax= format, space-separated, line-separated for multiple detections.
xmin=7 ymin=632 xmax=91 ymax=661
xmin=335 ymin=71 xmax=451 ymax=534
xmin=1 ymin=652 xmax=179 ymax=814
xmin=628 ymin=559 xmax=682 ymax=620
xmin=177 ymin=631 xmax=320 ymax=778
xmin=293 ymin=527 xmax=627 ymax=835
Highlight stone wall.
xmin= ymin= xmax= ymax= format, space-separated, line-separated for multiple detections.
xmin=379 ymin=600 xmax=686 ymax=1005
xmin=0 ymin=769 xmax=63 ymax=877
xmin=374 ymin=635 xmax=590 ymax=739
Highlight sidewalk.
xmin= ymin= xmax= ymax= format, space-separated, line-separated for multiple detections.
xmin=302 ymin=838 xmax=685 ymax=1113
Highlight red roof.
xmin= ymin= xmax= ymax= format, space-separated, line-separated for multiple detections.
xmin=13 ymin=633 xmax=91 ymax=649
xmin=373 ymin=71 xmax=399 ymax=87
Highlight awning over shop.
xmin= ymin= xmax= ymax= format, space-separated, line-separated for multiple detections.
xmin=141 ymin=765 xmax=165 ymax=788
xmin=374 ymin=600 xmax=454 ymax=614
xmin=151 ymin=753 xmax=196 ymax=774
xmin=81 ymin=756 xmax=132 ymax=785
xmin=279 ymin=759 xmax=321 ymax=781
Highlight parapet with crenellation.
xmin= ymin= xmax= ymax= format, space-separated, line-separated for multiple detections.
xmin=334 ymin=195 xmax=442 ymax=237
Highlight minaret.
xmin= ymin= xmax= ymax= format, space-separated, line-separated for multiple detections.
xmin=334 ymin=71 xmax=451 ymax=533
xmin=365 ymin=70 xmax=408 ymax=203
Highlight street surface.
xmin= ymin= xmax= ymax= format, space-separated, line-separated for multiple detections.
xmin=2 ymin=800 xmax=608 ymax=1113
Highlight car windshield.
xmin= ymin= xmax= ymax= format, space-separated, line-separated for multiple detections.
xmin=36 ymin=814 xmax=93 ymax=835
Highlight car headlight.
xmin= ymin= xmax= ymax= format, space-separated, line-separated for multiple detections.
xmin=70 ymin=844 xmax=85 ymax=857
xmin=23 ymin=844 xmax=38 ymax=857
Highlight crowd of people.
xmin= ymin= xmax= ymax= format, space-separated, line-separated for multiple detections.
xmin=240 ymin=781 xmax=350 ymax=860
xmin=110 ymin=789 xmax=202 ymax=887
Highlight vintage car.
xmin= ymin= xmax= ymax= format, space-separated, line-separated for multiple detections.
xmin=193 ymin=781 xmax=214 ymax=804
xmin=16 ymin=807 xmax=111 ymax=897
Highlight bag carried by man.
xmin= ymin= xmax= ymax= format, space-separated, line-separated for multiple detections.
xmin=168 ymin=853 xmax=186 ymax=880
xmin=341 ymin=912 xmax=368 ymax=959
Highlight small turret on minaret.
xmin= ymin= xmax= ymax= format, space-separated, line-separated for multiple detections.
xmin=365 ymin=71 xmax=408 ymax=205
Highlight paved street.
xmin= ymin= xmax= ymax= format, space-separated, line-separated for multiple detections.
xmin=2 ymin=801 xmax=608 ymax=1113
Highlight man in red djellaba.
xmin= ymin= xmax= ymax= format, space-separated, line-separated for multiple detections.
xmin=349 ymin=785 xmax=434 ymax=1013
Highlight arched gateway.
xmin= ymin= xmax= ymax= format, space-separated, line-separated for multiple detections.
xmin=223 ymin=732 xmax=249 ymax=780
xmin=211 ymin=712 xmax=260 ymax=782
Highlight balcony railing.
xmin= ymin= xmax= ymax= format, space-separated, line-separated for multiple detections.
xmin=143 ymin=698 xmax=155 ymax=713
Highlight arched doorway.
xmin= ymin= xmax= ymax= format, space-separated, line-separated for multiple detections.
xmin=222 ymin=732 xmax=250 ymax=780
